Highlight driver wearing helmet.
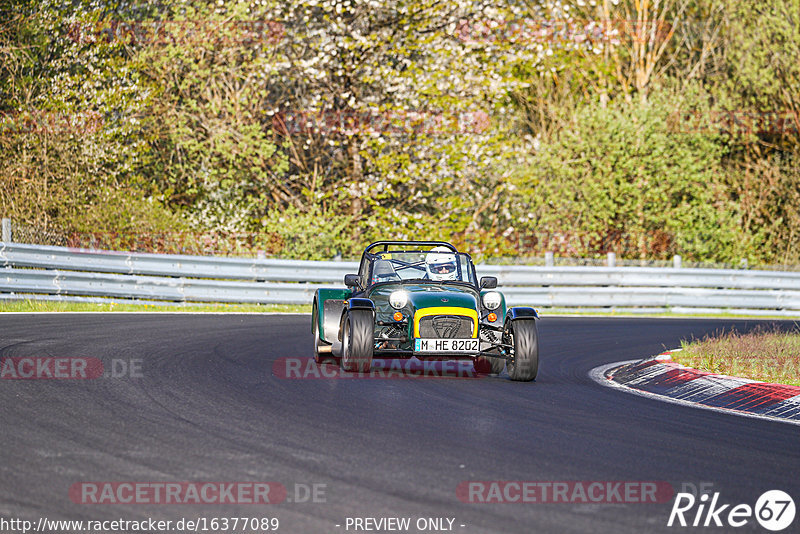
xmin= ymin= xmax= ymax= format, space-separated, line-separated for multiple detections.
xmin=425 ymin=246 xmax=458 ymax=281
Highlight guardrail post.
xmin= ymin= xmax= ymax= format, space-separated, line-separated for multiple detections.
xmin=544 ymin=251 xmax=554 ymax=267
xmin=607 ymin=252 xmax=616 ymax=267
xmin=1 ymin=218 xmax=11 ymax=243
xmin=673 ymin=255 xmax=682 ymax=268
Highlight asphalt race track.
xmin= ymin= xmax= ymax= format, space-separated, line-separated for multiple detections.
xmin=1 ymin=314 xmax=798 ymax=533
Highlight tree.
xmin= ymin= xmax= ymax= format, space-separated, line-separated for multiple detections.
xmin=511 ymin=89 xmax=737 ymax=261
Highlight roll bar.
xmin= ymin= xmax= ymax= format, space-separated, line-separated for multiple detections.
xmin=364 ymin=241 xmax=459 ymax=254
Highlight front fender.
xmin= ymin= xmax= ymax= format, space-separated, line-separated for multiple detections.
xmin=506 ymin=307 xmax=539 ymax=322
xmin=338 ymin=298 xmax=376 ymax=341
xmin=347 ymin=298 xmax=376 ymax=311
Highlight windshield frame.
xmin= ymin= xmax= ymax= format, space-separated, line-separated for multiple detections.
xmin=362 ymin=249 xmax=478 ymax=289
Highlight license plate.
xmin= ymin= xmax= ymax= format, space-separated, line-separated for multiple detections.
xmin=414 ymin=338 xmax=479 ymax=353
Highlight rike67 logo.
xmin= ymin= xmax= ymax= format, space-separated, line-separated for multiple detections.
xmin=668 ymin=490 xmax=795 ymax=531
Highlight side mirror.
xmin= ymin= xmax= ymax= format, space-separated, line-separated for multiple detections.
xmin=479 ymin=276 xmax=498 ymax=289
xmin=344 ymin=274 xmax=360 ymax=289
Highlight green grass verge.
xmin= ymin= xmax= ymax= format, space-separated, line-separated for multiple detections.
xmin=673 ymin=327 xmax=800 ymax=387
xmin=538 ymin=309 xmax=800 ymax=320
xmin=0 ymin=299 xmax=310 ymax=314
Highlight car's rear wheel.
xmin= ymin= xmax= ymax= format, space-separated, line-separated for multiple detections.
xmin=340 ymin=310 xmax=374 ymax=372
xmin=504 ymin=320 xmax=539 ymax=382
xmin=312 ymin=305 xmax=335 ymax=365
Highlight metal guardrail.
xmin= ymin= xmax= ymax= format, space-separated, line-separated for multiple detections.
xmin=2 ymin=242 xmax=800 ymax=312
xmin=0 ymin=242 xmax=348 ymax=282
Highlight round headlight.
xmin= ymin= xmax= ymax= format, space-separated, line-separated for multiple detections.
xmin=389 ymin=290 xmax=408 ymax=309
xmin=482 ymin=291 xmax=501 ymax=310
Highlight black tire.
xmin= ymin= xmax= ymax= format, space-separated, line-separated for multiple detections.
xmin=473 ymin=356 xmax=505 ymax=375
xmin=340 ymin=310 xmax=374 ymax=372
xmin=504 ymin=320 xmax=539 ymax=382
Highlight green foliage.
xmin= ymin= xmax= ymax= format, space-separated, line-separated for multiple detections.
xmin=64 ymin=186 xmax=185 ymax=234
xmin=130 ymin=1 xmax=290 ymax=231
xmin=721 ymin=151 xmax=800 ymax=265
xmin=512 ymin=88 xmax=738 ymax=261
xmin=260 ymin=206 xmax=360 ymax=260
xmin=0 ymin=0 xmax=799 ymax=265
xmin=721 ymin=0 xmax=800 ymax=115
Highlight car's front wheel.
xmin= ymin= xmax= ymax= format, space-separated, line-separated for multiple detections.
xmin=504 ymin=320 xmax=539 ymax=381
xmin=340 ymin=310 xmax=374 ymax=372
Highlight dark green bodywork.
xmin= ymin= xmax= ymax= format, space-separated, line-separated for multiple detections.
xmin=313 ymin=288 xmax=351 ymax=343
xmin=314 ymin=282 xmax=506 ymax=349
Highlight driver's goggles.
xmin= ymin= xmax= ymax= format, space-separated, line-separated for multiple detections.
xmin=431 ymin=262 xmax=456 ymax=273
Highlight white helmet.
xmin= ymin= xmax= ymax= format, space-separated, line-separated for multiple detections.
xmin=425 ymin=246 xmax=458 ymax=281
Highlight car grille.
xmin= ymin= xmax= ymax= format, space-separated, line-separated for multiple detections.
xmin=418 ymin=315 xmax=474 ymax=338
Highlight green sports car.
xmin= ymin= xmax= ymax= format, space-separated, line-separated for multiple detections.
xmin=311 ymin=241 xmax=539 ymax=381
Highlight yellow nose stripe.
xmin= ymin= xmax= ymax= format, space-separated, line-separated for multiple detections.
xmin=413 ymin=307 xmax=479 ymax=338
